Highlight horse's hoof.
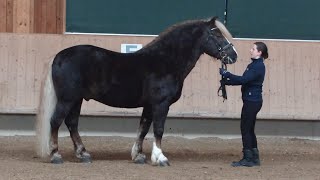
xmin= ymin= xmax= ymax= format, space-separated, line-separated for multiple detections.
xmin=159 ymin=160 xmax=170 ymax=167
xmin=80 ymin=156 xmax=92 ymax=163
xmin=51 ymin=157 xmax=63 ymax=164
xmin=152 ymin=159 xmax=170 ymax=167
xmin=133 ymin=153 xmax=146 ymax=164
xmin=76 ymin=152 xmax=92 ymax=163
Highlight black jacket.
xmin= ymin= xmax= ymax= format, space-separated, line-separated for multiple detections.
xmin=224 ymin=58 xmax=265 ymax=102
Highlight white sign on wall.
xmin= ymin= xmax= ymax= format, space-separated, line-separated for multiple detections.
xmin=121 ymin=44 xmax=143 ymax=53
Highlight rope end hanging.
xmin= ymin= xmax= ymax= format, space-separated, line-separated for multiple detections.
xmin=217 ymin=62 xmax=228 ymax=102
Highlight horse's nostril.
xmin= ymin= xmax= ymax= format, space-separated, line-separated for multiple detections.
xmin=227 ymin=57 xmax=234 ymax=64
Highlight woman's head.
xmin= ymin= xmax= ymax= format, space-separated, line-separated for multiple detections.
xmin=250 ymin=42 xmax=268 ymax=59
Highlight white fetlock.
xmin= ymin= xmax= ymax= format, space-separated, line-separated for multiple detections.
xmin=151 ymin=142 xmax=169 ymax=166
xmin=76 ymin=151 xmax=91 ymax=159
xmin=131 ymin=142 xmax=146 ymax=163
xmin=131 ymin=142 xmax=139 ymax=160
xmin=50 ymin=152 xmax=63 ymax=164
xmin=52 ymin=152 xmax=62 ymax=159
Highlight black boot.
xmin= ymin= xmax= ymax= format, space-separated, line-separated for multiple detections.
xmin=231 ymin=149 xmax=254 ymax=167
xmin=252 ymin=148 xmax=260 ymax=166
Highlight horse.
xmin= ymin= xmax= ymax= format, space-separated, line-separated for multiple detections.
xmin=36 ymin=16 xmax=238 ymax=166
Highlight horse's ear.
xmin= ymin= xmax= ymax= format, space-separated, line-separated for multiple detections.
xmin=207 ymin=16 xmax=219 ymax=28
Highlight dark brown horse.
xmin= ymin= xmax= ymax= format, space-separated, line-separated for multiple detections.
xmin=36 ymin=17 xmax=237 ymax=166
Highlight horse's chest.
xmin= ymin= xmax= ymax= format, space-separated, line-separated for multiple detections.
xmin=145 ymin=76 xmax=181 ymax=103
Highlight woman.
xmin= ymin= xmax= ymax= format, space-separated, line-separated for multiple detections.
xmin=220 ymin=42 xmax=268 ymax=167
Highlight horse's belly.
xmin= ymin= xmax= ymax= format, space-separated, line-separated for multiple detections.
xmin=95 ymin=87 xmax=143 ymax=108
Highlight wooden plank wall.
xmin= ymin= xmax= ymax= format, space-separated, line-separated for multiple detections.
xmin=0 ymin=0 xmax=65 ymax=34
xmin=0 ymin=33 xmax=319 ymax=120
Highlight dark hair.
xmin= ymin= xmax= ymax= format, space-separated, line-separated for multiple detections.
xmin=254 ymin=42 xmax=268 ymax=59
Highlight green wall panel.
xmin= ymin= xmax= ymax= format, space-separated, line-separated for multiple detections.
xmin=66 ymin=0 xmax=225 ymax=35
xmin=227 ymin=0 xmax=320 ymax=40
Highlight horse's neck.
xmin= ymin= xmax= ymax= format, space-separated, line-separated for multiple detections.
xmin=177 ymin=49 xmax=203 ymax=80
xmin=138 ymin=39 xmax=203 ymax=80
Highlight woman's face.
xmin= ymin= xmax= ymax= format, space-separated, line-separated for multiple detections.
xmin=250 ymin=44 xmax=262 ymax=59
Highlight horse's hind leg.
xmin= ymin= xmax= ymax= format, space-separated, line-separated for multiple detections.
xmin=64 ymin=99 xmax=92 ymax=163
xmin=131 ymin=105 xmax=152 ymax=164
xmin=50 ymin=100 xmax=74 ymax=164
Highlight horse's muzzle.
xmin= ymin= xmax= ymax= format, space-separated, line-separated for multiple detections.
xmin=221 ymin=55 xmax=236 ymax=64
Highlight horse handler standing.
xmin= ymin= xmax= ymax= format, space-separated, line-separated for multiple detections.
xmin=219 ymin=42 xmax=269 ymax=167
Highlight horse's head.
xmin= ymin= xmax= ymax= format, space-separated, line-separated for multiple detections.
xmin=201 ymin=17 xmax=237 ymax=64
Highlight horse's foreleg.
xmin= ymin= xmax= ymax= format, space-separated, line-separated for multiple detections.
xmin=64 ymin=99 xmax=91 ymax=163
xmin=50 ymin=101 xmax=73 ymax=164
xmin=151 ymin=104 xmax=170 ymax=166
xmin=131 ymin=105 xmax=152 ymax=164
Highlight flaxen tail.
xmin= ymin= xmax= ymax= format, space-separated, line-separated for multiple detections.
xmin=35 ymin=59 xmax=56 ymax=158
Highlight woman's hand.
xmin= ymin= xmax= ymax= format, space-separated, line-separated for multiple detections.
xmin=220 ymin=79 xmax=227 ymax=85
xmin=219 ymin=68 xmax=229 ymax=76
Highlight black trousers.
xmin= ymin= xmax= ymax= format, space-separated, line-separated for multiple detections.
xmin=241 ymin=100 xmax=263 ymax=150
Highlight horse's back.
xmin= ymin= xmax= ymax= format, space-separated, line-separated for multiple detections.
xmin=51 ymin=45 xmax=146 ymax=106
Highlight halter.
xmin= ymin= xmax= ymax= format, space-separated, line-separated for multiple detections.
xmin=216 ymin=41 xmax=233 ymax=101
xmin=211 ymin=27 xmax=230 ymax=101
xmin=218 ymin=43 xmax=234 ymax=64
xmin=210 ymin=27 xmax=234 ymax=64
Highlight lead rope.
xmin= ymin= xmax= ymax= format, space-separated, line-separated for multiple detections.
xmin=217 ymin=62 xmax=228 ymax=102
